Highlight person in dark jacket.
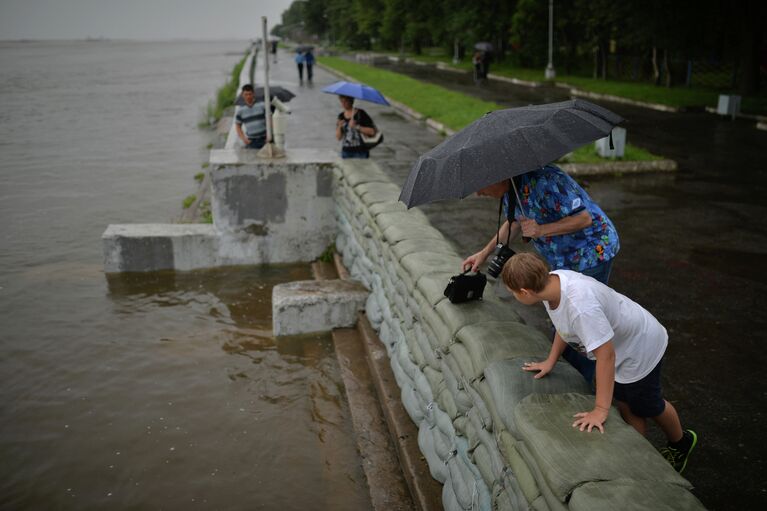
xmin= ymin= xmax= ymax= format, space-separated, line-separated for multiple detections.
xmin=335 ymin=95 xmax=377 ymax=159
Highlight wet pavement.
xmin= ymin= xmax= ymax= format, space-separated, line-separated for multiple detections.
xmin=274 ymin=52 xmax=767 ymax=510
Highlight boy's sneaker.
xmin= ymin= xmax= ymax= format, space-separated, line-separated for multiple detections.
xmin=661 ymin=429 xmax=698 ymax=474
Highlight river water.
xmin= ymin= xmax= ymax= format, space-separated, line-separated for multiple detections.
xmin=0 ymin=41 xmax=370 ymax=510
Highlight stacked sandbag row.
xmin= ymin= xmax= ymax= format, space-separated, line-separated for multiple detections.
xmin=332 ymin=159 xmax=705 ymax=511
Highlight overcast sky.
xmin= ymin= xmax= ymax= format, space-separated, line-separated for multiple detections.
xmin=0 ymin=0 xmax=296 ymax=40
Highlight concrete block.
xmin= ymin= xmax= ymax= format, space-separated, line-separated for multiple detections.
xmin=102 ymin=224 xmax=218 ymax=273
xmin=209 ymin=148 xmax=340 ymax=265
xmin=595 ymin=127 xmax=626 ymax=158
xmin=272 ymin=279 xmax=369 ymax=336
xmin=717 ymin=94 xmax=741 ymax=117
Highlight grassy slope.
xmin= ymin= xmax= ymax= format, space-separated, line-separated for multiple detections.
xmin=320 ymin=56 xmax=662 ymax=162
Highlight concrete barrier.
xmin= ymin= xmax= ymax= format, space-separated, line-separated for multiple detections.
xmin=272 ymin=279 xmax=368 ymax=336
xmin=102 ymin=224 xmax=218 ymax=272
xmin=103 ymin=149 xmax=339 ymax=272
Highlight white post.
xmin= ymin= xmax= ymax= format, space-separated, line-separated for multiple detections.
xmin=257 ymin=17 xmax=284 ymax=158
xmin=545 ymin=0 xmax=556 ymax=80
xmin=262 ymin=16 xmax=272 ymax=144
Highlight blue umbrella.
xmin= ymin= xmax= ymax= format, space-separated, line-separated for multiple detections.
xmin=321 ymin=80 xmax=390 ymax=106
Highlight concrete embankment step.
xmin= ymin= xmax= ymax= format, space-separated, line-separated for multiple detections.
xmin=271 ymin=279 xmax=368 ymax=337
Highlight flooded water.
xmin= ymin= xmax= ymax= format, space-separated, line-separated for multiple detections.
xmin=0 ymin=41 xmax=370 ymax=510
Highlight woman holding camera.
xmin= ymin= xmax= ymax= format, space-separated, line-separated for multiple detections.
xmin=462 ymin=164 xmax=619 ymax=283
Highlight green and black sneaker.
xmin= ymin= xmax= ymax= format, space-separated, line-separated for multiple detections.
xmin=661 ymin=429 xmax=698 ymax=474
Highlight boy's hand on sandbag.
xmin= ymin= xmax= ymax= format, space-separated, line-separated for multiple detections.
xmin=522 ymin=359 xmax=554 ymax=379
xmin=572 ymin=407 xmax=609 ymax=433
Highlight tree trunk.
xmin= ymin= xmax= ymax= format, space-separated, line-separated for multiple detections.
xmin=652 ymin=46 xmax=660 ymax=86
xmin=663 ymin=49 xmax=672 ymax=87
xmin=593 ymin=46 xmax=599 ymax=79
xmin=737 ymin=0 xmax=765 ymax=95
xmin=601 ymin=43 xmax=607 ymax=79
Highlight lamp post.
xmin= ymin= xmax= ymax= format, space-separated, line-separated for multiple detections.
xmin=545 ymin=0 xmax=556 ymax=80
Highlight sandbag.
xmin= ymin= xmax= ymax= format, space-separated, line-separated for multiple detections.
xmin=401 ymin=382 xmax=426 ymax=423
xmin=496 ymin=430 xmax=543 ymax=506
xmin=435 ymin=299 xmax=521 ymax=338
xmin=441 ymin=358 xmax=473 ymax=414
xmin=437 ymin=387 xmax=459 ymax=420
xmin=485 ymin=357 xmax=591 ymax=437
xmin=423 ymin=365 xmax=446 ymax=399
xmin=455 ymin=322 xmax=552 ymax=380
xmin=354 ymin=181 xmax=401 ymax=205
xmin=390 ymin=238 xmax=457 ymax=260
xmin=369 ymin=200 xmax=408 ymax=216
xmin=416 ymin=274 xmax=453 ymax=306
xmin=422 ymin=306 xmax=453 ymax=349
xmin=418 ymin=422 xmax=449 ymax=483
xmin=492 ymin=468 xmax=533 ymax=511
xmin=515 ymin=393 xmax=693 ymax=503
xmin=339 ymin=159 xmax=391 ymax=186
xmin=568 ymin=480 xmax=706 ymax=511
xmin=383 ymin=224 xmax=446 ymax=245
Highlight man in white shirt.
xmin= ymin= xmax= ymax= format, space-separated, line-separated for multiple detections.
xmin=501 ymin=252 xmax=697 ymax=473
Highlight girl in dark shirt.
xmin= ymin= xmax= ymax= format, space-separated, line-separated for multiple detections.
xmin=335 ymin=95 xmax=377 ymax=159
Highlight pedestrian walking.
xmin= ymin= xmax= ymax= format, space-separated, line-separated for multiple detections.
xmin=295 ymin=51 xmax=305 ymax=81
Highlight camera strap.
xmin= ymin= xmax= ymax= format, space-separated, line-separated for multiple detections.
xmin=496 ymin=191 xmax=512 ymax=247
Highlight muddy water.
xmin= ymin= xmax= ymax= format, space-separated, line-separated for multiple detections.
xmin=0 ymin=41 xmax=370 ymax=510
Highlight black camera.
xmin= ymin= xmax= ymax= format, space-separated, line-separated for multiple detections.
xmin=487 ymin=243 xmax=515 ymax=279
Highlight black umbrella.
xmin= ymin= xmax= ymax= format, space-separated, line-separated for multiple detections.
xmin=474 ymin=42 xmax=493 ymax=52
xmin=235 ymin=86 xmax=295 ymax=105
xmin=295 ymin=45 xmax=314 ymax=53
xmin=399 ymin=99 xmax=623 ymax=208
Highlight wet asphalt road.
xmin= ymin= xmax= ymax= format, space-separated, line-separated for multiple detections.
xmin=374 ymin=61 xmax=767 ymax=510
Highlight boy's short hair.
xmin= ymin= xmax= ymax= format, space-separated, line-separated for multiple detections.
xmin=502 ymin=252 xmax=550 ymax=292
xmin=241 ymin=83 xmax=254 ymax=92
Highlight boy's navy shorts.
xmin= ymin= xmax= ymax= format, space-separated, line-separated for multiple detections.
xmin=613 ymin=359 xmax=665 ymax=417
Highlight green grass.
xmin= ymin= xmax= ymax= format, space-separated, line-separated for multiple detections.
xmin=194 ymin=172 xmax=205 ymax=183
xmin=182 ymin=194 xmax=197 ymax=209
xmin=321 ymin=56 xmax=661 ymax=162
xmin=200 ymin=200 xmax=213 ymax=224
xmin=563 ymin=144 xmax=662 ymax=164
xmin=204 ymin=54 xmax=248 ymax=124
xmin=320 ymin=56 xmax=501 ymax=131
xmin=370 ymin=51 xmax=766 ymax=114
xmin=318 ymin=244 xmax=335 ymax=263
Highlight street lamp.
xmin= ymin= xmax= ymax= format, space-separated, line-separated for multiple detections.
xmin=545 ymin=0 xmax=556 ymax=80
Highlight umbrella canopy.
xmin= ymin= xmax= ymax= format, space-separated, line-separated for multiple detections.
xmin=399 ymin=99 xmax=623 ymax=208
xmin=235 ymin=86 xmax=295 ymax=105
xmin=321 ymin=80 xmax=390 ymax=106
xmin=474 ymin=42 xmax=494 ymax=52
xmin=295 ymin=45 xmax=314 ymax=53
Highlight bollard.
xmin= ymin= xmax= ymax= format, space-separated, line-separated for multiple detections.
xmin=717 ymin=94 xmax=741 ymax=119
xmin=595 ymin=127 xmax=626 ymax=158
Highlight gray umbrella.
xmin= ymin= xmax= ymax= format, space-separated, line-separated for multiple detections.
xmin=399 ymin=99 xmax=623 ymax=208
xmin=235 ymin=86 xmax=295 ymax=105
xmin=474 ymin=42 xmax=494 ymax=52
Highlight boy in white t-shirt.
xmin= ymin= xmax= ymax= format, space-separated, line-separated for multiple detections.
xmin=501 ymin=252 xmax=697 ymax=473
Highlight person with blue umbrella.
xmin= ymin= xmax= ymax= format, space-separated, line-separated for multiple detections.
xmin=323 ymin=81 xmax=389 ymax=159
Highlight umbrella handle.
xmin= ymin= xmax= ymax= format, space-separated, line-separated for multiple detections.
xmin=509 ymin=178 xmax=531 ymax=243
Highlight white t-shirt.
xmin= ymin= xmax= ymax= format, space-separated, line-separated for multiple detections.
xmin=544 ymin=270 xmax=668 ymax=384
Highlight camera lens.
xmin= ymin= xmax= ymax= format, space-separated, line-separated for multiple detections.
xmin=487 ymin=244 xmax=515 ymax=278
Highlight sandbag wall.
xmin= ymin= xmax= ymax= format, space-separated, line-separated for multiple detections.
xmin=332 ymin=160 xmax=705 ymax=511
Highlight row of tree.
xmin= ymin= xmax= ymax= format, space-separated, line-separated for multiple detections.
xmin=272 ymin=0 xmax=765 ymax=94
